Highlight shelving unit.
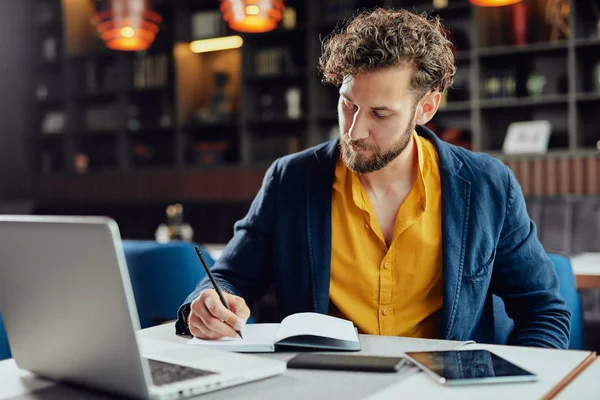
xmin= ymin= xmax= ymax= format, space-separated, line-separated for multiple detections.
xmin=23 ymin=0 xmax=600 ymax=201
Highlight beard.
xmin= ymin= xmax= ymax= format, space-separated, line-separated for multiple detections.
xmin=340 ymin=111 xmax=416 ymax=174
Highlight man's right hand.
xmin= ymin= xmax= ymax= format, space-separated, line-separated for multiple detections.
xmin=187 ymin=289 xmax=251 ymax=339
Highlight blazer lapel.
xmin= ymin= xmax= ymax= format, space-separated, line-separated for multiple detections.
xmin=439 ymin=168 xmax=471 ymax=340
xmin=418 ymin=127 xmax=471 ymax=341
xmin=306 ymin=140 xmax=339 ymax=314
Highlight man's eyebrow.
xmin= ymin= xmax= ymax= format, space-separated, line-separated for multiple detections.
xmin=371 ymin=106 xmax=394 ymax=112
xmin=339 ymin=92 xmax=396 ymax=112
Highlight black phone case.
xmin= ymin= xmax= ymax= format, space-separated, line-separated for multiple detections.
xmin=287 ymin=353 xmax=405 ymax=372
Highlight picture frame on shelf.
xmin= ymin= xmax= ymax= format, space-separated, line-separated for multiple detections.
xmin=503 ymin=120 xmax=552 ymax=155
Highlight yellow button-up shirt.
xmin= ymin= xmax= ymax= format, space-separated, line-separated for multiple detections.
xmin=329 ymin=132 xmax=443 ymax=338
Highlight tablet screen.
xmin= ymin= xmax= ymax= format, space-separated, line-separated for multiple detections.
xmin=404 ymin=350 xmax=537 ymax=384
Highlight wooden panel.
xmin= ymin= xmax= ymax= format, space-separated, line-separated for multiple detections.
xmin=586 ymin=157 xmax=599 ymax=195
xmin=532 ymin=158 xmax=544 ymax=197
xmin=545 ymin=158 xmax=557 ymax=197
xmin=572 ymin=157 xmax=585 ymax=195
xmin=31 ymin=167 xmax=269 ymax=202
xmin=576 ymin=274 xmax=600 ymax=289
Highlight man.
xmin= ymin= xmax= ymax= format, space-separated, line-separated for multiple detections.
xmin=177 ymin=8 xmax=571 ymax=348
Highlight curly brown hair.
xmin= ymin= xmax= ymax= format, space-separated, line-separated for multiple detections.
xmin=319 ymin=7 xmax=456 ymax=96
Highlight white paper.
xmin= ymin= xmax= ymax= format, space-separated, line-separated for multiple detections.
xmin=187 ymin=324 xmax=280 ymax=353
xmin=186 ymin=313 xmax=360 ymax=352
xmin=275 ymin=312 xmax=359 ymax=343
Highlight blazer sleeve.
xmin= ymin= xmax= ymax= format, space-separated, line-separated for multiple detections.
xmin=490 ymin=165 xmax=571 ymax=348
xmin=175 ymin=159 xmax=280 ymax=335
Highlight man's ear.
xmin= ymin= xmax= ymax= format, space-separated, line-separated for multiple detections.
xmin=414 ymin=91 xmax=441 ymax=126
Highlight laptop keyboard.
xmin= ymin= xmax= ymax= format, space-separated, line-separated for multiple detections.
xmin=146 ymin=358 xmax=217 ymax=387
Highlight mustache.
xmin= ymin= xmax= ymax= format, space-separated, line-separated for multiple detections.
xmin=342 ymin=137 xmax=378 ymax=151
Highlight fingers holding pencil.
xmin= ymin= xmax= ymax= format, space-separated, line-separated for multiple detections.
xmin=192 ymin=246 xmax=248 ymax=339
xmin=188 ymin=289 xmax=248 ymax=339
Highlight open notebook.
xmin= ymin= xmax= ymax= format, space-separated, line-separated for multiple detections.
xmin=187 ymin=312 xmax=361 ymax=353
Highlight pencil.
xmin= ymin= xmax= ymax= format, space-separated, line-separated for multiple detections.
xmin=194 ymin=246 xmax=243 ymax=339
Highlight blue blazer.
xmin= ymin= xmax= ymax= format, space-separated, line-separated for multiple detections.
xmin=179 ymin=126 xmax=571 ymax=348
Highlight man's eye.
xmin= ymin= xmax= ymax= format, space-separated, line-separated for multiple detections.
xmin=373 ymin=112 xmax=388 ymax=120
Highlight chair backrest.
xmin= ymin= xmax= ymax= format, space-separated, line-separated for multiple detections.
xmin=548 ymin=253 xmax=585 ymax=350
xmin=122 ymin=240 xmax=212 ymax=328
xmin=0 ymin=311 xmax=10 ymax=360
xmin=494 ymin=253 xmax=584 ymax=349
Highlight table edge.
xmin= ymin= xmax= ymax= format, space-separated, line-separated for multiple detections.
xmin=540 ymin=351 xmax=597 ymax=400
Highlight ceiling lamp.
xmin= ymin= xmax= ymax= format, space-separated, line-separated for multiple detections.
xmin=95 ymin=0 xmax=162 ymax=51
xmin=469 ymin=0 xmax=522 ymax=6
xmin=220 ymin=0 xmax=285 ymax=33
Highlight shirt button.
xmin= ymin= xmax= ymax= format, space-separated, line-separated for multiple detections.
xmin=382 ymin=308 xmax=390 ymax=316
xmin=384 ymin=262 xmax=390 ymax=269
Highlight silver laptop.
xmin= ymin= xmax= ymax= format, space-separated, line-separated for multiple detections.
xmin=0 ymin=215 xmax=286 ymax=399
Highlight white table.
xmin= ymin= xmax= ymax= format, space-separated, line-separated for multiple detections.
xmin=366 ymin=343 xmax=595 ymax=400
xmin=0 ymin=323 xmax=595 ymax=399
xmin=570 ymin=253 xmax=600 ymax=289
xmin=555 ymin=357 xmax=600 ymax=399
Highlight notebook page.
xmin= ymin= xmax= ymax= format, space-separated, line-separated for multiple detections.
xmin=187 ymin=323 xmax=280 ymax=352
xmin=275 ymin=313 xmax=359 ymax=343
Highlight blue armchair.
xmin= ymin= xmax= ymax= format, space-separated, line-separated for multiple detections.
xmin=494 ymin=253 xmax=584 ymax=350
xmin=122 ymin=240 xmax=213 ymax=329
xmin=0 ymin=311 xmax=10 ymax=360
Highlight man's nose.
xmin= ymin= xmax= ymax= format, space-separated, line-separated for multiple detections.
xmin=347 ymin=110 xmax=369 ymax=141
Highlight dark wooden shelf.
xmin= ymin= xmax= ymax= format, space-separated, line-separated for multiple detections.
xmin=437 ymin=101 xmax=471 ymax=113
xmin=128 ymin=86 xmax=172 ymax=94
xmin=33 ymin=134 xmax=63 ymax=141
xmin=34 ymin=59 xmax=62 ymax=70
xmin=33 ymin=22 xmax=63 ymax=33
xmin=75 ymin=89 xmax=118 ymax=101
xmin=30 ymin=166 xmax=270 ymax=201
xmin=454 ymin=51 xmax=471 ymax=62
xmin=183 ymin=122 xmax=239 ymax=130
xmin=127 ymin=127 xmax=174 ymax=135
xmin=478 ymin=41 xmax=569 ymax=58
xmin=576 ymin=92 xmax=600 ymax=102
xmin=67 ymin=50 xmax=118 ymax=62
xmin=30 ymin=97 xmax=64 ymax=106
xmin=484 ymin=149 xmax=589 ymax=161
xmin=243 ymin=71 xmax=308 ymax=81
xmin=12 ymin=0 xmax=600 ymax=206
xmin=247 ymin=117 xmax=308 ymax=126
xmin=574 ymin=38 xmax=600 ymax=49
xmin=76 ymin=129 xmax=119 ymax=136
xmin=480 ymin=95 xmax=569 ymax=109
xmin=244 ymin=25 xmax=307 ymax=39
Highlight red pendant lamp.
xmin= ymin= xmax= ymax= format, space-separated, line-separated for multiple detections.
xmin=95 ymin=0 xmax=162 ymax=51
xmin=220 ymin=0 xmax=285 ymax=33
xmin=469 ymin=0 xmax=522 ymax=6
